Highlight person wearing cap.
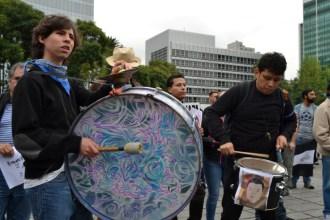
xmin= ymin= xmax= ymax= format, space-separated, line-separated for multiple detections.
xmin=106 ymin=47 xmax=141 ymax=73
xmin=313 ymin=84 xmax=330 ymax=220
xmin=105 ymin=47 xmax=141 ymax=95
xmin=11 ymin=15 xmax=116 ymax=220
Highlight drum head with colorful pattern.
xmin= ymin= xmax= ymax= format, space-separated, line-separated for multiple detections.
xmin=65 ymin=87 xmax=202 ymax=220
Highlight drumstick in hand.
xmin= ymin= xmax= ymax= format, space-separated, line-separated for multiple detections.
xmin=233 ymin=150 xmax=269 ymax=159
xmin=97 ymin=142 xmax=143 ymax=154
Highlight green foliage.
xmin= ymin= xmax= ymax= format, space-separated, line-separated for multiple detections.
xmin=0 ymin=1 xmax=119 ymax=84
xmin=282 ymin=78 xmax=300 ymax=104
xmin=294 ymin=56 xmax=327 ymax=104
xmin=67 ymin=20 xmax=120 ymax=80
xmin=134 ymin=60 xmax=176 ymax=90
xmin=280 ymin=56 xmax=330 ymax=105
xmin=0 ymin=0 xmax=44 ymax=63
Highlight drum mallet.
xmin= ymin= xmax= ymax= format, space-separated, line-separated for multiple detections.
xmin=233 ymin=150 xmax=269 ymax=159
xmin=97 ymin=142 xmax=143 ymax=154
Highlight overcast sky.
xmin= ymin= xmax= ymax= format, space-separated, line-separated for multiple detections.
xmin=94 ymin=0 xmax=303 ymax=80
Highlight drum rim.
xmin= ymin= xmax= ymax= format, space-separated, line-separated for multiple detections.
xmin=65 ymin=87 xmax=203 ymax=220
xmin=236 ymin=157 xmax=287 ymax=177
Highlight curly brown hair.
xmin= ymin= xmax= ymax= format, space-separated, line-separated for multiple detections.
xmin=31 ymin=15 xmax=80 ymax=59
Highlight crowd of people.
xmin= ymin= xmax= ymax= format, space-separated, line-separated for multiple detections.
xmin=0 ymin=14 xmax=329 ymax=220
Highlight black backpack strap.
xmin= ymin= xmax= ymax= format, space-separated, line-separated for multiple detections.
xmin=224 ymin=81 xmax=251 ymax=130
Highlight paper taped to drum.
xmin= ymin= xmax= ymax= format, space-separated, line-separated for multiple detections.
xmin=234 ymin=167 xmax=273 ymax=210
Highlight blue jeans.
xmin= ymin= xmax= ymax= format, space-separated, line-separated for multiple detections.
xmin=291 ymin=175 xmax=311 ymax=186
xmin=26 ymin=172 xmax=75 ymax=220
xmin=204 ymin=157 xmax=223 ymax=220
xmin=323 ymin=156 xmax=330 ymax=217
xmin=0 ymin=170 xmax=30 ymax=220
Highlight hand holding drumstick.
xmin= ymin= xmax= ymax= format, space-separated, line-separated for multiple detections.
xmin=217 ymin=142 xmax=269 ymax=159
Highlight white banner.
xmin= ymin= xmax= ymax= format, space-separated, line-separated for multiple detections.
xmin=293 ymin=150 xmax=315 ymax=166
xmin=0 ymin=147 xmax=25 ymax=189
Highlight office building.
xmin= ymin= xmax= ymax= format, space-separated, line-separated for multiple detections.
xmin=146 ymin=29 xmax=261 ymax=104
xmin=22 ymin=0 xmax=94 ymax=21
xmin=301 ymin=0 xmax=330 ymax=67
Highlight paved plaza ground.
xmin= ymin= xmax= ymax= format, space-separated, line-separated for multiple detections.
xmin=178 ymin=161 xmax=325 ymax=220
xmin=28 ymin=160 xmax=325 ymax=220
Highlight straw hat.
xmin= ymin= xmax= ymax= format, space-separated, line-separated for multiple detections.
xmin=106 ymin=47 xmax=141 ymax=67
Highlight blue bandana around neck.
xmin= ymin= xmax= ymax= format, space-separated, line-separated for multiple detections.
xmin=25 ymin=59 xmax=71 ymax=95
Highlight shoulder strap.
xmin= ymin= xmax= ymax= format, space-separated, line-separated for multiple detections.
xmin=233 ymin=81 xmax=251 ymax=113
xmin=224 ymin=81 xmax=251 ymax=129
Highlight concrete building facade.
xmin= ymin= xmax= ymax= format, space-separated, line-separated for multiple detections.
xmin=146 ymin=29 xmax=261 ymax=104
xmin=22 ymin=0 xmax=94 ymax=21
xmin=301 ymin=0 xmax=330 ymax=67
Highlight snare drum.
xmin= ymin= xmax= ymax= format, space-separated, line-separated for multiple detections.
xmin=235 ymin=157 xmax=287 ymax=210
xmin=65 ymin=87 xmax=202 ymax=220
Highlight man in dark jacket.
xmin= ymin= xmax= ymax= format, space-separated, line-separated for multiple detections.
xmin=202 ymin=90 xmax=224 ymax=220
xmin=203 ymin=52 xmax=296 ymax=220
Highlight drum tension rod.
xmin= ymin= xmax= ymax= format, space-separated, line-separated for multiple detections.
xmin=97 ymin=142 xmax=143 ymax=154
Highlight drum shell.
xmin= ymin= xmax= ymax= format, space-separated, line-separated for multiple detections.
xmin=266 ymin=175 xmax=284 ymax=210
xmin=65 ymin=87 xmax=203 ymax=220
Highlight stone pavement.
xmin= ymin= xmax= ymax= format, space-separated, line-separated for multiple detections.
xmin=178 ymin=162 xmax=324 ymax=220
xmin=28 ymin=162 xmax=324 ymax=220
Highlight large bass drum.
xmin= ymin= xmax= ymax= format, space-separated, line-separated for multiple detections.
xmin=65 ymin=87 xmax=202 ymax=220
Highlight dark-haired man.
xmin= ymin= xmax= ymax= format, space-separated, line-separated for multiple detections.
xmin=202 ymin=90 xmax=224 ymax=220
xmin=167 ymin=74 xmax=205 ymax=220
xmin=204 ymin=52 xmax=296 ymax=220
xmin=291 ymin=89 xmax=317 ymax=189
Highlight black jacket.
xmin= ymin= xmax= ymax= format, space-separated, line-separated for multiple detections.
xmin=202 ymin=106 xmax=221 ymax=163
xmin=203 ymin=80 xmax=296 ymax=160
xmin=12 ymin=69 xmax=112 ymax=178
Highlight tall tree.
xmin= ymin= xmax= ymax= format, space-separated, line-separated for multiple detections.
xmin=0 ymin=0 xmax=44 ymax=63
xmin=0 ymin=0 xmax=43 ymax=92
xmin=296 ymin=56 xmax=326 ymax=104
xmin=68 ymin=20 xmax=120 ymax=80
xmin=134 ymin=60 xmax=176 ymax=90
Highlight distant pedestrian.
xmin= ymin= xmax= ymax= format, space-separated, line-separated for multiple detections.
xmin=202 ymin=90 xmax=224 ymax=220
xmin=281 ymin=89 xmax=296 ymax=193
xmin=167 ymin=74 xmax=205 ymax=220
xmin=292 ymin=89 xmax=317 ymax=189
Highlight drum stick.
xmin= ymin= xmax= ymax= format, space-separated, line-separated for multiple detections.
xmin=97 ymin=142 xmax=143 ymax=154
xmin=233 ymin=150 xmax=269 ymax=158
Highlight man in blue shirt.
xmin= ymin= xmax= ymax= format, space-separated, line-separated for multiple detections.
xmin=291 ymin=89 xmax=317 ymax=189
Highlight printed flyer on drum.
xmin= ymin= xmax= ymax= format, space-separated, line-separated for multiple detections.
xmin=234 ymin=167 xmax=273 ymax=210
